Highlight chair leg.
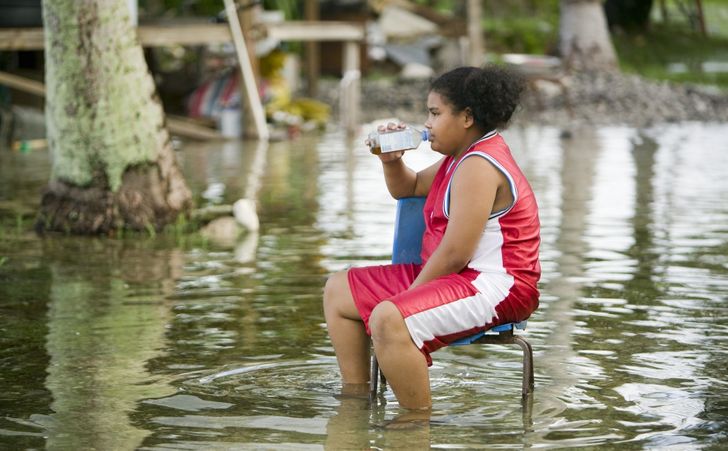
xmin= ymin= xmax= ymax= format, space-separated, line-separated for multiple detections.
xmin=512 ymin=335 xmax=534 ymax=397
xmin=369 ymin=355 xmax=379 ymax=399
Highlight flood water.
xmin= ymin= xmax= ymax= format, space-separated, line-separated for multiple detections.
xmin=1 ymin=122 xmax=727 ymax=449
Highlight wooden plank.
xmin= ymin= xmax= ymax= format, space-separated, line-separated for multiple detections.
xmin=0 ymin=71 xmax=222 ymax=140
xmin=136 ymin=24 xmax=231 ymax=46
xmin=0 ymin=71 xmax=45 ymax=95
xmin=0 ymin=25 xmax=233 ymax=50
xmin=223 ymin=0 xmax=269 ymax=141
xmin=167 ymin=116 xmax=223 ymax=140
xmin=0 ymin=22 xmax=364 ymax=51
xmin=266 ymin=21 xmax=364 ymax=42
xmin=0 ymin=28 xmax=44 ymax=50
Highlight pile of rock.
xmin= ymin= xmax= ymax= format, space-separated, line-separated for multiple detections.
xmin=520 ymin=70 xmax=728 ymax=127
xmin=319 ymin=70 xmax=728 ymax=129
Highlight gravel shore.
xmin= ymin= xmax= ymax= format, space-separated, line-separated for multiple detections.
xmin=321 ymin=70 xmax=728 ymax=129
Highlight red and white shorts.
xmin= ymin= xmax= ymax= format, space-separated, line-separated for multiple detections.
xmin=348 ymin=263 xmax=519 ymax=366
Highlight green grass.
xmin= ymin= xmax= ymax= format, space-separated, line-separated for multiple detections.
xmin=609 ymin=0 xmax=728 ymax=90
xmin=478 ymin=0 xmax=728 ymax=92
xmin=613 ymin=24 xmax=728 ymax=90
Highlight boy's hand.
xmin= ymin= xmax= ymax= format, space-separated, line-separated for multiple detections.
xmin=378 ymin=150 xmax=405 ymax=163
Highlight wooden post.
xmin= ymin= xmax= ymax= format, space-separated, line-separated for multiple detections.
xmin=340 ymin=41 xmax=360 ymax=134
xmin=467 ymin=0 xmax=484 ymax=67
xmin=305 ymin=0 xmax=320 ymax=96
xmin=695 ymin=0 xmax=707 ymax=36
xmin=223 ymin=0 xmax=269 ymax=141
xmin=237 ymin=1 xmax=263 ymax=140
xmin=238 ymin=2 xmax=261 ymax=84
xmin=659 ymin=0 xmax=669 ymax=23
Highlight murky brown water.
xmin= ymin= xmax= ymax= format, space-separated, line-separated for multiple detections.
xmin=1 ymin=122 xmax=727 ymax=449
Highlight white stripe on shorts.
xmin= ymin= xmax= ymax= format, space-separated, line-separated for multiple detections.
xmin=403 ymin=283 xmax=505 ymax=350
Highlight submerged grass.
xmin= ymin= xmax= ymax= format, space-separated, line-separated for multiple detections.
xmin=0 ymin=209 xmax=212 ymax=251
xmin=0 ymin=213 xmax=33 ymax=240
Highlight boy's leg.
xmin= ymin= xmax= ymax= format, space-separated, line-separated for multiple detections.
xmin=369 ymin=301 xmax=431 ymax=409
xmin=323 ymin=270 xmax=370 ymax=384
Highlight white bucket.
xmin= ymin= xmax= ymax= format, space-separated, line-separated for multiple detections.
xmin=218 ymin=108 xmax=242 ymax=138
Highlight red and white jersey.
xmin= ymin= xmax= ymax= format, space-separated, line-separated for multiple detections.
xmin=420 ymin=130 xmax=541 ymax=316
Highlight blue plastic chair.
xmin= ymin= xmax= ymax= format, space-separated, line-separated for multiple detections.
xmin=369 ymin=197 xmax=535 ymax=399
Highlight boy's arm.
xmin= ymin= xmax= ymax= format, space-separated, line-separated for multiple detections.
xmin=380 ymin=154 xmax=443 ymax=199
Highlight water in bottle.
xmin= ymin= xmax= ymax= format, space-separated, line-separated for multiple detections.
xmin=368 ymin=126 xmax=430 ymax=155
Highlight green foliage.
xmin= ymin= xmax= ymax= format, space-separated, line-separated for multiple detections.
xmin=139 ymin=0 xmax=223 ymax=17
xmin=482 ymin=1 xmax=560 ymax=55
xmin=655 ymin=0 xmax=728 ymax=37
xmin=263 ymin=0 xmax=300 ymax=20
xmin=483 ymin=16 xmax=557 ymax=55
xmin=412 ymin=0 xmax=460 ymax=14
xmin=139 ymin=0 xmax=303 ymax=19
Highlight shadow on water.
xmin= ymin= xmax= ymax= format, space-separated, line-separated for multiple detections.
xmin=1 ymin=123 xmax=728 ymax=449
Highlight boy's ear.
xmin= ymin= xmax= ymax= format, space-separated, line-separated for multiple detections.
xmin=462 ymin=107 xmax=474 ymax=128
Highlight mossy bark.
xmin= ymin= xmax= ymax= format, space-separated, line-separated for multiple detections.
xmin=37 ymin=0 xmax=191 ymax=234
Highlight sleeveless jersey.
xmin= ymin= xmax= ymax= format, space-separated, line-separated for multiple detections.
xmin=420 ymin=130 xmax=541 ymax=316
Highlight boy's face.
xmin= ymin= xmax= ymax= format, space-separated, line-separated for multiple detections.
xmin=424 ymin=91 xmax=471 ymax=156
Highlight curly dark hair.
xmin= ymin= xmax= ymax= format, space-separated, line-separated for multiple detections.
xmin=429 ymin=65 xmax=525 ymax=131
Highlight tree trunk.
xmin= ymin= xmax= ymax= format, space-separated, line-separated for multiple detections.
xmin=37 ymin=0 xmax=191 ymax=234
xmin=559 ymin=0 xmax=618 ymax=71
xmin=604 ymin=0 xmax=654 ymax=32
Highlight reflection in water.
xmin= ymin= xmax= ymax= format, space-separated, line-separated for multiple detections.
xmin=37 ymin=239 xmax=178 ymax=449
xmin=1 ymin=123 xmax=728 ymax=449
xmin=541 ymin=126 xmax=603 ymax=419
xmin=325 ymin=396 xmax=431 ymax=450
xmin=627 ymin=132 xmax=661 ymax=293
xmin=325 ymin=396 xmax=373 ymax=450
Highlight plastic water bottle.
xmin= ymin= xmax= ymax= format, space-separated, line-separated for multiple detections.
xmin=368 ymin=127 xmax=430 ymax=155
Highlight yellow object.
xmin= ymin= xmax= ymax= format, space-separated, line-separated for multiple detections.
xmin=288 ymin=98 xmax=330 ymax=124
xmin=11 ymin=139 xmax=47 ymax=153
xmin=260 ymin=50 xmax=330 ymax=127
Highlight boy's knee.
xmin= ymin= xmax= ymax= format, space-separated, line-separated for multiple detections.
xmin=323 ymin=270 xmax=347 ymax=302
xmin=369 ymin=301 xmax=407 ymax=344
xmin=323 ymin=270 xmax=354 ymax=317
